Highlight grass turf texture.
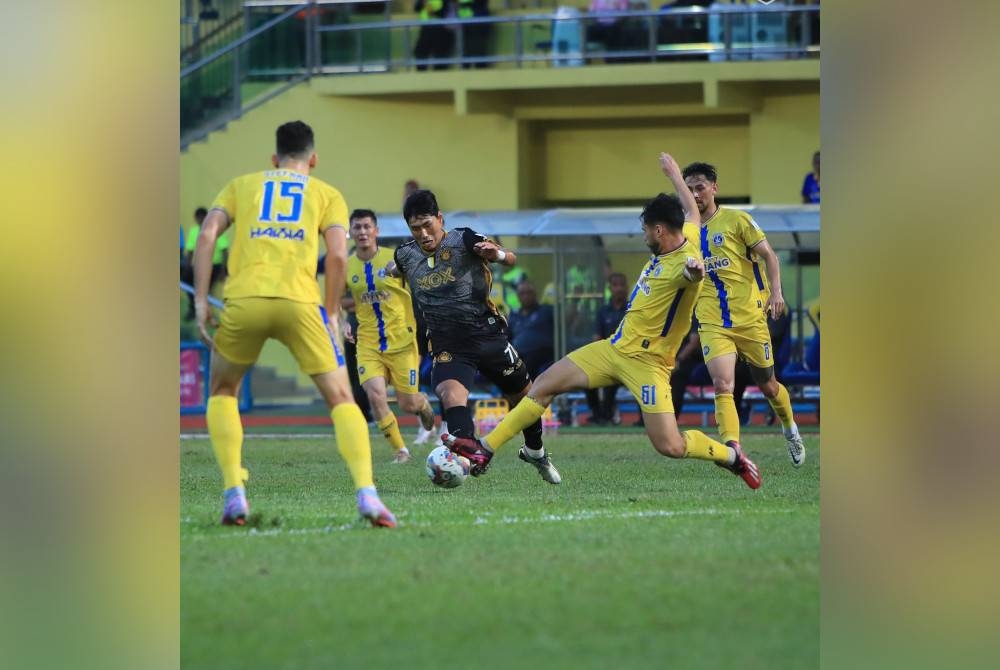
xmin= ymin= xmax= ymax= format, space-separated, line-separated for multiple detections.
xmin=181 ymin=432 xmax=819 ymax=669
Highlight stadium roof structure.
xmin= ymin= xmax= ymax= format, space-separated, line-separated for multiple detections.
xmin=376 ymin=206 xmax=820 ymax=251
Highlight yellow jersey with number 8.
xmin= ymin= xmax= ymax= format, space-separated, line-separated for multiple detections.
xmin=690 ymin=207 xmax=768 ymax=328
xmin=210 ymin=169 xmax=348 ymax=303
xmin=346 ymin=247 xmax=416 ymax=353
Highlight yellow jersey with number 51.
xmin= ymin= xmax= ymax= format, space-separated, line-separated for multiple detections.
xmin=608 ymin=239 xmax=701 ymax=366
xmin=210 ymin=169 xmax=348 ymax=303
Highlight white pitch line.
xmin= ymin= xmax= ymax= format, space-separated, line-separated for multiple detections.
xmin=182 ymin=506 xmax=804 ymax=539
xmin=181 ymin=433 xmax=337 ymax=440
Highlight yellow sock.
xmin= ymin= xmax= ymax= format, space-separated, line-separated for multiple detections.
xmin=715 ymin=392 xmax=740 ymax=444
xmin=376 ymin=413 xmax=406 ymax=451
xmin=483 ymin=397 xmax=547 ymax=451
xmin=767 ymin=383 xmax=795 ymax=432
xmin=331 ymin=403 xmax=374 ymax=490
xmin=683 ymin=430 xmax=732 ymax=464
xmin=206 ymin=395 xmax=246 ymax=490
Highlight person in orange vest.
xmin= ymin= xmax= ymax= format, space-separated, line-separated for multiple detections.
xmin=414 ymin=0 xmax=455 ymax=71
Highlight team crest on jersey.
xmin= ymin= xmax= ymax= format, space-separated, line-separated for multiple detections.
xmin=358 ymin=366 xmax=366 ymax=375
xmin=440 ymin=249 xmax=451 ymax=261
xmin=351 ymin=275 xmax=359 ymax=283
xmin=712 ymin=233 xmax=724 ymax=246
xmin=377 ymin=267 xmax=387 ymax=279
xmin=653 ymin=266 xmax=662 ymax=277
xmin=703 ymin=345 xmax=710 ymax=356
xmin=436 ymin=351 xmax=453 ymax=363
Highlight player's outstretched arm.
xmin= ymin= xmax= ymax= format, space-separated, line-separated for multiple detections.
xmin=473 ymin=239 xmax=517 ymax=266
xmin=753 ymin=238 xmax=786 ymax=318
xmin=193 ymin=209 xmax=228 ymax=347
xmin=659 ymin=152 xmax=700 ymax=226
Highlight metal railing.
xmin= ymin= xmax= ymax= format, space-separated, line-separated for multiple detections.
xmin=316 ymin=5 xmax=819 ymax=72
xmin=181 ymin=2 xmax=819 ymax=147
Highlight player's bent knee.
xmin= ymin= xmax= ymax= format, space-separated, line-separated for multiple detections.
xmin=397 ymin=394 xmax=421 ymax=413
xmin=435 ymin=383 xmax=468 ymax=407
xmin=749 ymin=364 xmax=776 ymax=390
xmin=713 ymin=380 xmax=736 ymax=395
xmin=652 ymin=438 xmax=685 ymax=459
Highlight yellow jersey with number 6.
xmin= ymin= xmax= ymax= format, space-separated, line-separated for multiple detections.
xmin=210 ymin=169 xmax=348 ymax=303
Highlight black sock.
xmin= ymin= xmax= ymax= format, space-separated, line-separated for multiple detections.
xmin=522 ymin=418 xmax=544 ymax=450
xmin=444 ymin=405 xmax=476 ymax=441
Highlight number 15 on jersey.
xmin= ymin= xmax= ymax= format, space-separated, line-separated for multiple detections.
xmin=259 ymin=181 xmax=303 ymax=223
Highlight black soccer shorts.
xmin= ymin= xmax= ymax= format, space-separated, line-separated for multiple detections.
xmin=430 ymin=332 xmax=531 ymax=396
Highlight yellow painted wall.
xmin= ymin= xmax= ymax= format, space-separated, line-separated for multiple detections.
xmin=180 ymin=78 xmax=817 ymax=386
xmin=181 ymin=82 xmax=520 ymax=232
xmin=750 ymin=87 xmax=821 ymax=203
xmin=537 ymin=116 xmax=751 ymax=203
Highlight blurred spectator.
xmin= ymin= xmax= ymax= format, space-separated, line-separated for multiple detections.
xmin=494 ymin=238 xmax=526 ymax=313
xmin=586 ymin=0 xmax=629 ymax=53
xmin=507 ymin=280 xmax=555 ymax=379
xmin=801 ymin=150 xmax=820 ymax=203
xmin=414 ymin=0 xmax=455 ymax=71
xmin=657 ymin=0 xmax=711 ymax=62
xmin=180 ymin=206 xmax=228 ymax=319
xmin=457 ymin=0 xmax=492 ymax=69
xmin=586 ymin=271 xmax=629 ymax=425
xmin=403 ymin=178 xmax=421 ymax=207
xmin=670 ymin=324 xmax=703 ymax=416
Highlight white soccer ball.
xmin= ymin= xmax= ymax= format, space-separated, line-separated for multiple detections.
xmin=426 ymin=446 xmax=470 ymax=489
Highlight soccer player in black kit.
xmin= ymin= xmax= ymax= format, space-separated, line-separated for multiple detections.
xmin=387 ymin=190 xmax=560 ymax=484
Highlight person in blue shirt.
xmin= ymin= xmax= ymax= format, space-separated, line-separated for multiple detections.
xmin=801 ymin=150 xmax=820 ymax=204
xmin=507 ymin=280 xmax=555 ymax=380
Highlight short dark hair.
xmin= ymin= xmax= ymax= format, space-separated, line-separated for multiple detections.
xmin=275 ymin=121 xmax=314 ymax=159
xmin=640 ymin=193 xmax=685 ymax=231
xmin=403 ymin=189 xmax=439 ymax=222
xmin=194 ymin=207 xmax=208 ymax=219
xmin=608 ymin=272 xmax=627 ymax=283
xmin=682 ymin=161 xmax=718 ymax=183
xmin=350 ymin=209 xmax=377 ymax=225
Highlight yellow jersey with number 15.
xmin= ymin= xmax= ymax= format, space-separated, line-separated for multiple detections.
xmin=346 ymin=247 xmax=416 ymax=353
xmin=692 ymin=207 xmax=768 ymax=328
xmin=608 ymin=238 xmax=701 ymax=367
xmin=210 ymin=169 xmax=348 ymax=304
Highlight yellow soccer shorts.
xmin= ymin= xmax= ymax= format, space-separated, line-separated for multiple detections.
xmin=567 ymin=339 xmax=673 ymax=414
xmin=214 ymin=297 xmax=344 ymax=376
xmin=357 ymin=342 xmax=420 ymax=395
xmin=699 ymin=319 xmax=775 ymax=369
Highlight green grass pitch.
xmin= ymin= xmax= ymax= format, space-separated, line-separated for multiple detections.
xmin=181 ymin=431 xmax=819 ymax=669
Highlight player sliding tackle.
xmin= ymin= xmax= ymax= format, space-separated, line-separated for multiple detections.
xmin=445 ymin=153 xmax=761 ymax=489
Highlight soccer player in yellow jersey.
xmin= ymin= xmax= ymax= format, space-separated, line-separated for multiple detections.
xmin=193 ymin=121 xmax=396 ymax=528
xmin=681 ymin=161 xmax=806 ymax=466
xmin=343 ymin=209 xmax=436 ymax=464
xmin=445 ymin=154 xmax=761 ymax=489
